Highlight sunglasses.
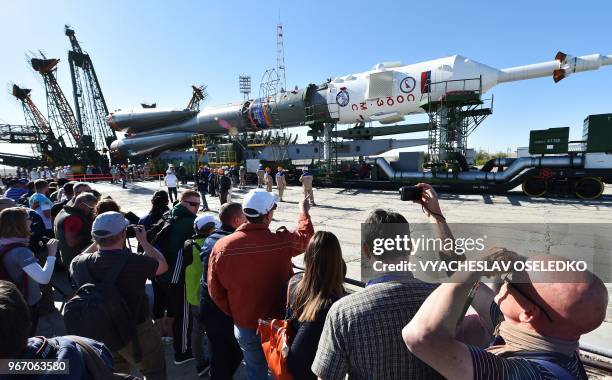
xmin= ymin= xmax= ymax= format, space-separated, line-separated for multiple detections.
xmin=502 ymin=273 xmax=553 ymax=322
xmin=183 ymin=200 xmax=200 ymax=207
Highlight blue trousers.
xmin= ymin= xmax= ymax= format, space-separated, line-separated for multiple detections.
xmin=234 ymin=325 xmax=270 ymax=380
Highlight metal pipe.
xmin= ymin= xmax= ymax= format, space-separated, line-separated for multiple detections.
xmin=367 ymin=156 xmax=584 ymax=184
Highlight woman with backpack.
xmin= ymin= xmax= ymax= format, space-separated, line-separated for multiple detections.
xmin=139 ymin=191 xmax=170 ymax=231
xmin=0 ymin=207 xmax=58 ymax=335
xmin=286 ymin=231 xmax=346 ymax=380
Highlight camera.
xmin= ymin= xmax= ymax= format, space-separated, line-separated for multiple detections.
xmin=399 ymin=186 xmax=423 ymax=201
xmin=37 ymin=236 xmax=51 ymax=248
xmin=126 ymin=225 xmax=141 ymax=238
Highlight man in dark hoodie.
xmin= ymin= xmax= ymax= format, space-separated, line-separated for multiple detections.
xmin=157 ymin=190 xmax=201 ymax=365
xmin=200 ymin=202 xmax=246 ymax=379
xmin=0 ymin=280 xmax=120 ymax=380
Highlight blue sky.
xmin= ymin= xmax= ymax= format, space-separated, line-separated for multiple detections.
xmin=1 ymin=0 xmax=611 ymax=158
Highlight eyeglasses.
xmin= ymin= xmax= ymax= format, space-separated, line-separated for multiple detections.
xmin=502 ymin=273 xmax=553 ymax=322
xmin=183 ymin=200 xmax=200 ymax=208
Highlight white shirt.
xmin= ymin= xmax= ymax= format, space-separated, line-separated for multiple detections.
xmin=165 ymin=173 xmax=178 ymax=187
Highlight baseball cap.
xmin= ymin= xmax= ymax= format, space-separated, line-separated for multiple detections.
xmin=194 ymin=214 xmax=221 ymax=231
xmin=92 ymin=211 xmax=129 ymax=238
xmin=242 ymin=189 xmax=279 ymax=218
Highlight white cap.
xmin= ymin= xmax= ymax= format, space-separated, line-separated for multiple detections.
xmin=194 ymin=214 xmax=220 ymax=231
xmin=92 ymin=211 xmax=129 ymax=238
xmin=242 ymin=189 xmax=279 ymax=218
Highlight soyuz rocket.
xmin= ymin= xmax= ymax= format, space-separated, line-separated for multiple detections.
xmin=109 ymin=52 xmax=612 ymax=158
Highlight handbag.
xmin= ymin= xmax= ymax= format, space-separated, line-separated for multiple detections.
xmin=257 ymin=280 xmax=297 ymax=380
xmin=257 ymin=318 xmax=294 ymax=380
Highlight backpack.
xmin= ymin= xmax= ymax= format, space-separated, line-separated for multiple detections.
xmin=63 ymin=253 xmax=142 ymax=355
xmin=147 ymin=215 xmax=177 ymax=256
xmin=0 ymin=243 xmax=30 ymax=299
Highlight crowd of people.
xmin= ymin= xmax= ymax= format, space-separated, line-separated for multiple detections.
xmin=0 ymin=165 xmax=608 ymax=380
xmin=10 ymin=163 xmax=156 ymax=191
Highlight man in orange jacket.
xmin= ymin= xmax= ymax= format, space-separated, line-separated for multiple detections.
xmin=208 ymin=189 xmax=314 ymax=380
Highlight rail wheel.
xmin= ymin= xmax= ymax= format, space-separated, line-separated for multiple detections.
xmin=522 ymin=177 xmax=547 ymax=197
xmin=574 ymin=177 xmax=604 ymax=200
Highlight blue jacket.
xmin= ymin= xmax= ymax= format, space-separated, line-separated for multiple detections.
xmin=5 ymin=187 xmax=28 ymax=201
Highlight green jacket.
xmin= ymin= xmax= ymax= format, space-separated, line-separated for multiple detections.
xmin=159 ymin=203 xmax=197 ymax=283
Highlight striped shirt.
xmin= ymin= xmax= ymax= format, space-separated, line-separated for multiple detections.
xmin=469 ymin=346 xmax=586 ymax=380
xmin=469 ymin=303 xmax=587 ymax=380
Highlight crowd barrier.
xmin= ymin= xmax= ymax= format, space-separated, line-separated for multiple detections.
xmin=63 ymin=173 xmax=166 ymax=184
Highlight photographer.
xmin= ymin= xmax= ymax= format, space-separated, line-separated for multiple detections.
xmin=403 ymin=250 xmax=608 ymax=380
xmin=70 ymin=212 xmax=168 ymax=379
xmin=0 ymin=207 xmax=59 ymax=335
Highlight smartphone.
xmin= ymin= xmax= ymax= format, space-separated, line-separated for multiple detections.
xmin=399 ymin=186 xmax=423 ymax=201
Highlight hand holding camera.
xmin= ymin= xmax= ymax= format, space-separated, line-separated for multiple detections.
xmin=127 ymin=225 xmax=148 ymax=245
xmin=400 ymin=183 xmax=445 ymax=222
xmin=46 ymin=238 xmax=59 ymax=257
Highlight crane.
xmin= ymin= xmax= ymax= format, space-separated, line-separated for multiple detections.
xmin=31 ymin=55 xmax=81 ymax=147
xmin=187 ymin=84 xmax=208 ymax=111
xmin=65 ymin=25 xmax=116 ymax=152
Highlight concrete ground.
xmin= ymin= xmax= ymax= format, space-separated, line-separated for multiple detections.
xmin=40 ymin=179 xmax=612 ymax=378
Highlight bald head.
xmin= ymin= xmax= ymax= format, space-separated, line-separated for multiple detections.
xmin=528 ymin=255 xmax=607 ymax=338
xmin=499 ymin=255 xmax=608 ymax=340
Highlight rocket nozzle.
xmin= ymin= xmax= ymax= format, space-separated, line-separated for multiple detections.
xmin=553 ymin=69 xmax=566 ymax=83
xmin=555 ymin=51 xmax=567 ymax=62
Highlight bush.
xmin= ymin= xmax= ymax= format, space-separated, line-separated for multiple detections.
xmin=474 ymin=149 xmax=508 ymax=166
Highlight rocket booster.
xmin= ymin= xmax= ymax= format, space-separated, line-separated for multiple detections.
xmin=110 ymin=51 xmax=612 ymax=157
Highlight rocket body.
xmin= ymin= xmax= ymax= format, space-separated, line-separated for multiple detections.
xmin=109 ymin=52 xmax=612 ymax=158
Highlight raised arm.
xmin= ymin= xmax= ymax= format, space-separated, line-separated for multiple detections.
xmin=134 ymin=225 xmax=168 ymax=275
xmin=402 ymin=248 xmax=516 ymax=380
xmin=280 ymin=197 xmax=314 ymax=257
xmin=402 ymin=271 xmax=478 ymax=379
xmin=415 ymin=183 xmax=466 ymax=275
xmin=22 ymin=239 xmax=58 ymax=284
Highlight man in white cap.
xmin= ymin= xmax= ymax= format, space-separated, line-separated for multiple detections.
xmin=208 ymin=190 xmax=314 ymax=380
xmin=70 ymin=212 xmax=168 ymax=379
